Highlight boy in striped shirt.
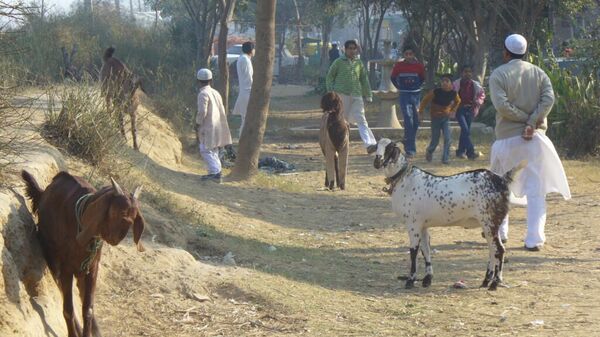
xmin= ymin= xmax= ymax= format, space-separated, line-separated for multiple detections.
xmin=391 ymin=45 xmax=426 ymax=158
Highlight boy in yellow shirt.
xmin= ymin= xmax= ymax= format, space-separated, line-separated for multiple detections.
xmin=418 ymin=74 xmax=461 ymax=164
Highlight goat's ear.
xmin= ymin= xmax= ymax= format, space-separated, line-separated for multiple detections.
xmin=133 ymin=212 xmax=145 ymax=252
xmin=76 ymin=192 xmax=112 ymax=247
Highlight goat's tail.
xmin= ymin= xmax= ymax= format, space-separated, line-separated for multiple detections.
xmin=103 ymin=46 xmax=116 ymax=61
xmin=503 ymin=160 xmax=528 ymax=185
xmin=21 ymin=170 xmax=43 ymax=214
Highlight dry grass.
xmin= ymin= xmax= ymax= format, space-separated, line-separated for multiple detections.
xmin=60 ymin=86 xmax=600 ymax=336
xmin=42 ymin=84 xmax=132 ymax=175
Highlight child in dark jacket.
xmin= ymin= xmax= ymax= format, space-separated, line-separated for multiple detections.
xmin=418 ymin=74 xmax=461 ymax=164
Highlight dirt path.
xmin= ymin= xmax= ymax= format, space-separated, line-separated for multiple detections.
xmin=94 ymin=87 xmax=600 ymax=336
xmin=11 ymin=86 xmax=599 ymax=336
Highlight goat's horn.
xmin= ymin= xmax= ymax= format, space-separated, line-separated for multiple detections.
xmin=110 ymin=177 xmax=124 ymax=196
xmin=132 ymin=185 xmax=143 ymax=200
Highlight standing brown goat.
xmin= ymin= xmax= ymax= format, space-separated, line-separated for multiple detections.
xmin=21 ymin=170 xmax=145 ymax=337
xmin=319 ymin=92 xmax=349 ymax=190
xmin=100 ymin=47 xmax=143 ymax=150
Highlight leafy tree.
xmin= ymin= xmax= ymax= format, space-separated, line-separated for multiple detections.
xmin=173 ymin=0 xmax=219 ymax=67
xmin=397 ymin=0 xmax=450 ymax=87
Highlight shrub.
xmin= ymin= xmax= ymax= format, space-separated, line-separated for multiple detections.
xmin=531 ymin=51 xmax=600 ymax=158
xmin=546 ymin=73 xmax=600 ymax=157
xmin=43 ymin=83 xmax=126 ymax=166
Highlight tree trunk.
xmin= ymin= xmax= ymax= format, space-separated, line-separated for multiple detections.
xmin=230 ymin=0 xmax=276 ymax=180
xmin=471 ymin=43 xmax=488 ymax=83
xmin=115 ymin=0 xmax=120 ymax=16
xmin=319 ymin=20 xmax=332 ymax=77
xmin=277 ymin=24 xmax=286 ymax=83
xmin=194 ymin=21 xmax=203 ymax=65
xmin=40 ymin=0 xmax=45 ymax=20
xmin=84 ymin=0 xmax=92 ymax=14
xmin=361 ymin=1 xmax=372 ymax=62
xmin=217 ymin=0 xmax=237 ymax=113
xmin=154 ymin=5 xmax=159 ymax=28
xmin=129 ymin=0 xmax=134 ymax=17
xmin=292 ymin=0 xmax=304 ymax=82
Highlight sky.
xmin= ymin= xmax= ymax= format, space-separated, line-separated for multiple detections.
xmin=44 ymin=0 xmax=77 ymax=13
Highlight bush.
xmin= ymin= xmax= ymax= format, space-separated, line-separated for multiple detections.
xmin=43 ymin=84 xmax=126 ymax=166
xmin=531 ymin=51 xmax=600 ymax=158
xmin=546 ymin=74 xmax=600 ymax=157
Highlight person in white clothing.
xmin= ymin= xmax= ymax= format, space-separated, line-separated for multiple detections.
xmin=196 ymin=68 xmax=233 ymax=183
xmin=489 ymin=34 xmax=571 ymax=251
xmin=233 ymin=41 xmax=254 ymax=137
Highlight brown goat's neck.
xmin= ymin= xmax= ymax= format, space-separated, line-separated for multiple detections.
xmin=75 ymin=193 xmax=94 ymax=233
xmin=74 ymin=192 xmax=105 ymax=274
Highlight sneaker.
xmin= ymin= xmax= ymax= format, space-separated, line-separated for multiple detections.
xmin=200 ymin=172 xmax=222 ymax=183
xmin=366 ymin=144 xmax=377 ymax=154
xmin=468 ymin=151 xmax=482 ymax=160
xmin=456 ymin=153 xmax=467 ymax=159
xmin=425 ymin=151 xmax=433 ymax=162
xmin=442 ymin=160 xmax=450 ymax=165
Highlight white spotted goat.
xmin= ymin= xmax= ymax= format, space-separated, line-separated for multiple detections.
xmin=373 ymin=138 xmax=524 ymax=290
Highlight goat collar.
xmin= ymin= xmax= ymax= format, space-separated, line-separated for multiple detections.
xmin=75 ymin=193 xmax=93 ymax=233
xmin=383 ymin=162 xmax=412 ymax=195
xmin=75 ymin=193 xmax=103 ymax=274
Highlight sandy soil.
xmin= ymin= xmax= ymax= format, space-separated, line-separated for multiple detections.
xmin=92 ymin=85 xmax=600 ymax=336
xmin=4 ymin=85 xmax=600 ymax=336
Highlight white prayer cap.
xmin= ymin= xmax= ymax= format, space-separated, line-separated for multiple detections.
xmin=196 ymin=68 xmax=212 ymax=80
xmin=504 ymin=34 xmax=527 ymax=55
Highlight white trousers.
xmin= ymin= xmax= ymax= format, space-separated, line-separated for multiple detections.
xmin=239 ymin=113 xmax=246 ymax=138
xmin=339 ymin=94 xmax=376 ymax=147
xmin=491 ymin=133 xmax=571 ymax=248
xmin=234 ymin=90 xmax=250 ymax=138
xmin=499 ymin=194 xmax=546 ymax=247
xmin=199 ymin=143 xmax=221 ymax=174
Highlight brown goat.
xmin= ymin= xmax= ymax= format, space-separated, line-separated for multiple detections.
xmin=319 ymin=92 xmax=349 ymax=190
xmin=21 ymin=170 xmax=145 ymax=337
xmin=100 ymin=47 xmax=143 ymax=150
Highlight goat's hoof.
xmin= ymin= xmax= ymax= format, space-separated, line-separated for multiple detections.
xmin=488 ymin=281 xmax=499 ymax=291
xmin=405 ymin=279 xmax=415 ymax=289
xmin=339 ymin=184 xmax=345 ymax=190
xmin=480 ymin=280 xmax=490 ymax=288
xmin=422 ymin=274 xmax=433 ymax=288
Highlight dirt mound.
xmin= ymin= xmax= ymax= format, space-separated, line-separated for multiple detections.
xmin=127 ymin=99 xmax=183 ymax=169
xmin=0 ymin=94 xmax=220 ymax=337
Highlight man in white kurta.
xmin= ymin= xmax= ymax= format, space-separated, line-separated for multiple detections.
xmin=196 ymin=68 xmax=232 ymax=183
xmin=233 ymin=41 xmax=254 ymax=137
xmin=489 ymin=34 xmax=571 ymax=251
